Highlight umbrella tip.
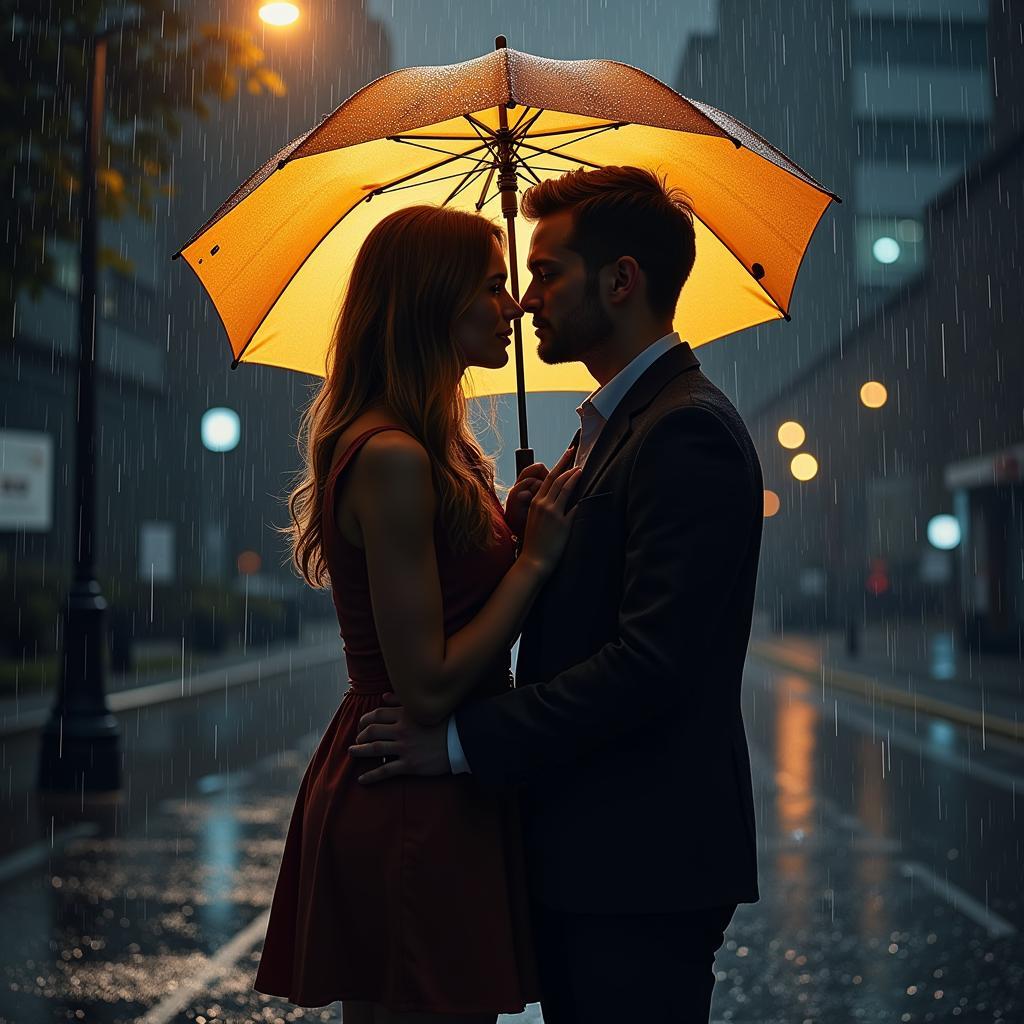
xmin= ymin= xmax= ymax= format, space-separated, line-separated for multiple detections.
xmin=170 ymin=251 xmax=181 ymax=261
xmin=231 ymin=357 xmax=241 ymax=370
xmin=495 ymin=35 xmax=507 ymax=49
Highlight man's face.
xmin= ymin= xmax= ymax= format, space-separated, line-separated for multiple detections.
xmin=521 ymin=210 xmax=614 ymax=365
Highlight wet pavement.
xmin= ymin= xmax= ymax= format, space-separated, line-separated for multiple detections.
xmin=1 ymin=635 xmax=1021 ymax=1023
xmin=750 ymin=617 xmax=1023 ymax=733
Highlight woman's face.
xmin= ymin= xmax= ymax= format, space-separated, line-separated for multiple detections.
xmin=451 ymin=238 xmax=524 ymax=371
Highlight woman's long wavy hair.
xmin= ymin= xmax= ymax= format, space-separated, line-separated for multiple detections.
xmin=284 ymin=205 xmax=505 ymax=589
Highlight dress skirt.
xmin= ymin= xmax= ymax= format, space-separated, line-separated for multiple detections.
xmin=253 ymin=682 xmax=540 ymax=1013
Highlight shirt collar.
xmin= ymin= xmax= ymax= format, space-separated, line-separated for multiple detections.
xmin=579 ymin=332 xmax=683 ymax=422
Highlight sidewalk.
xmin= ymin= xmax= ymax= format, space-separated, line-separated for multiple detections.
xmin=0 ymin=617 xmax=340 ymax=736
xmin=749 ymin=617 xmax=1023 ymax=743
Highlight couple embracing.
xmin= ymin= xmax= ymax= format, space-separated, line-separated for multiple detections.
xmin=254 ymin=165 xmax=763 ymax=1024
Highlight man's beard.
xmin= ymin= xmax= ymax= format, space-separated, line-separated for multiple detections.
xmin=537 ymin=273 xmax=613 ymax=365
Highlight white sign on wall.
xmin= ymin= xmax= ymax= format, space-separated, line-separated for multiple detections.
xmin=139 ymin=521 xmax=176 ymax=584
xmin=0 ymin=430 xmax=53 ymax=531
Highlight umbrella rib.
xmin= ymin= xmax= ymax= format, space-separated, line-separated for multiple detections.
xmin=463 ymin=113 xmax=498 ymax=138
xmin=378 ymin=167 xmax=501 ymax=195
xmin=516 ymin=121 xmax=627 ymax=140
xmin=386 ymin=132 xmax=491 ymax=141
xmin=475 ymin=164 xmax=497 ymax=211
xmin=387 ymin=136 xmax=491 ymax=162
xmin=387 ymin=121 xmax=619 ymax=182
xmin=443 ymin=160 xmax=493 ymax=206
xmin=517 ymin=163 xmax=544 ymax=187
xmin=518 ymin=122 xmax=627 ymax=160
xmin=479 ymin=189 xmax=502 ymax=210
xmin=514 ymin=138 xmax=604 ymax=171
xmin=382 ymin=123 xmax=624 ymax=143
xmin=464 ymin=117 xmax=503 ymax=165
xmin=519 ymin=164 xmax=588 ymax=174
xmin=371 ymin=140 xmax=494 ymax=195
xmin=512 ymin=108 xmax=546 ymax=139
xmin=510 ymin=105 xmax=537 ymax=132
xmin=383 ymin=118 xmax=611 ymax=204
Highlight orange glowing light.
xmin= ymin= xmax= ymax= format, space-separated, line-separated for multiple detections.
xmin=237 ymin=550 xmax=262 ymax=575
xmin=790 ymin=453 xmax=819 ymax=481
xmin=777 ymin=421 xmax=806 ymax=449
xmin=860 ymin=381 xmax=888 ymax=408
xmin=259 ymin=3 xmax=300 ymax=26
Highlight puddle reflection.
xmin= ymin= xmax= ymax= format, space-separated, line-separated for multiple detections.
xmin=774 ymin=673 xmax=818 ymax=930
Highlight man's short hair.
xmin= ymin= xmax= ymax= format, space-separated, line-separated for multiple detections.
xmin=520 ymin=165 xmax=696 ymax=320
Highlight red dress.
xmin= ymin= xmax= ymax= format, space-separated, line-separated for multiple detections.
xmin=254 ymin=426 xmax=539 ymax=1013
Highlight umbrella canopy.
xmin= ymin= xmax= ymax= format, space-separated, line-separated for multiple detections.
xmin=175 ymin=42 xmax=839 ymax=401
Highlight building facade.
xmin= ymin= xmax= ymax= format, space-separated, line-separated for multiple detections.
xmin=1 ymin=0 xmax=392 ymax=655
xmin=674 ymin=0 xmax=1020 ymax=648
xmin=752 ymin=130 xmax=1022 ymax=647
xmin=676 ymin=0 xmax=995 ymax=415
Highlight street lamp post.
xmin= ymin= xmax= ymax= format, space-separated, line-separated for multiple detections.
xmin=37 ymin=29 xmax=121 ymax=794
xmin=37 ymin=9 xmax=292 ymax=794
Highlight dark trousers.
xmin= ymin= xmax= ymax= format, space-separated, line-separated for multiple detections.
xmin=531 ymin=901 xmax=736 ymax=1024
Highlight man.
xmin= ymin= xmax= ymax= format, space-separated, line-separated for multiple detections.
xmin=351 ymin=165 xmax=763 ymax=1023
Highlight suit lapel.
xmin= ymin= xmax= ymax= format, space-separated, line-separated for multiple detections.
xmin=575 ymin=342 xmax=700 ymax=499
xmin=518 ymin=343 xmax=700 ymax=684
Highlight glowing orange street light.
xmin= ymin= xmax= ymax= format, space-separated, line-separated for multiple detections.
xmin=259 ymin=2 xmax=300 ymax=26
xmin=860 ymin=380 xmax=888 ymax=408
xmin=777 ymin=420 xmax=806 ymax=449
xmin=763 ymin=489 xmax=781 ymax=517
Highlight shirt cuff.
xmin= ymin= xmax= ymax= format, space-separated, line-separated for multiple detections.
xmin=446 ymin=715 xmax=471 ymax=775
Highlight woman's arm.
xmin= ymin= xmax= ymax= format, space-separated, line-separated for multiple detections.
xmin=347 ymin=433 xmax=577 ymax=727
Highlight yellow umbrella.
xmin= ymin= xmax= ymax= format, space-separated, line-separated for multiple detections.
xmin=175 ymin=37 xmax=839 ymax=467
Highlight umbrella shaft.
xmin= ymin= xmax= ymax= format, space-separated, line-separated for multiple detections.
xmin=496 ymin=103 xmax=530 ymax=455
xmin=503 ymin=209 xmax=529 ymax=452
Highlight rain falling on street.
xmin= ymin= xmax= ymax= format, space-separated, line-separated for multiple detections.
xmin=2 ymin=0 xmax=1022 ymax=1021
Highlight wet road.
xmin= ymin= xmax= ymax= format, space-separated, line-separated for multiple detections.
xmin=0 ymin=641 xmax=344 ymax=861
xmin=0 ymin=644 xmax=1020 ymax=1023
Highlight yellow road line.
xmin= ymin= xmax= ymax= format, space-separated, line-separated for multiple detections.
xmin=749 ymin=640 xmax=1023 ymax=745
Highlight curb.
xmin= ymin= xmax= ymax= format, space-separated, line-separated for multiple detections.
xmin=749 ymin=640 xmax=1023 ymax=745
xmin=0 ymin=641 xmax=343 ymax=739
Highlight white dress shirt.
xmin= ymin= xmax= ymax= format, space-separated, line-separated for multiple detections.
xmin=447 ymin=332 xmax=684 ymax=773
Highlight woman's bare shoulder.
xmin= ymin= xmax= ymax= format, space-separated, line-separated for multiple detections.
xmin=357 ymin=430 xmax=430 ymax=481
xmin=330 ymin=409 xmax=415 ymax=471
xmin=339 ymin=418 xmax=432 ymax=518
xmin=330 ymin=412 xmax=432 ymax=544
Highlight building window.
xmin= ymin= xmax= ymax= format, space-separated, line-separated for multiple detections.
xmin=850 ymin=19 xmax=988 ymax=70
xmin=856 ymin=118 xmax=991 ymax=165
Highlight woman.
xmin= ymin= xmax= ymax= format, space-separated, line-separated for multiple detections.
xmin=254 ymin=205 xmax=580 ymax=1022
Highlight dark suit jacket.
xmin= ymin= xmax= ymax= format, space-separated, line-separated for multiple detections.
xmin=456 ymin=342 xmax=762 ymax=914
